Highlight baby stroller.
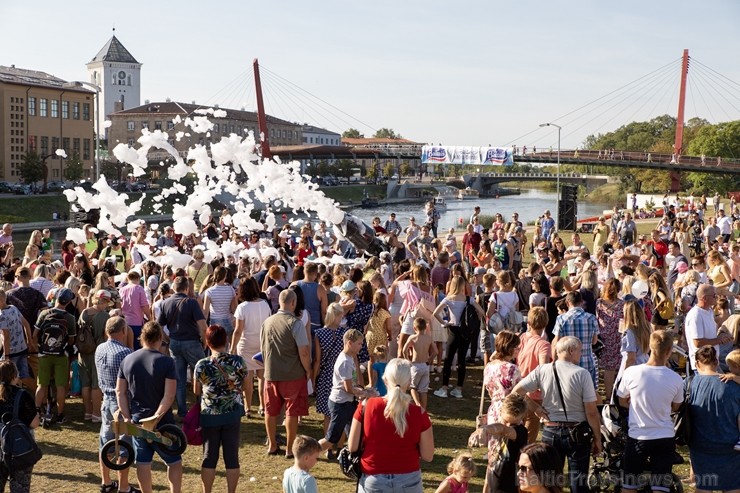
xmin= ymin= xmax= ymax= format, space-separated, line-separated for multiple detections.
xmin=588 ymin=402 xmax=684 ymax=493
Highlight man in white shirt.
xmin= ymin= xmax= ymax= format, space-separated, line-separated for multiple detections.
xmin=684 ymin=284 xmax=732 ymax=371
xmin=617 ymin=330 xmax=684 ymax=493
xmin=716 ymin=208 xmax=733 ymax=243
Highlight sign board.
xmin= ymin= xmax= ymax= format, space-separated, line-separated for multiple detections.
xmin=421 ymin=146 xmax=513 ymax=166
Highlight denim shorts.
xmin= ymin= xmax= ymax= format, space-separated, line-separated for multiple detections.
xmin=99 ymin=398 xmax=131 ymax=457
xmin=10 ymin=354 xmax=31 ymax=379
xmin=133 ymin=431 xmax=181 ymax=466
xmin=358 ymin=470 xmax=423 ymax=493
xmin=326 ymin=399 xmax=357 ymax=445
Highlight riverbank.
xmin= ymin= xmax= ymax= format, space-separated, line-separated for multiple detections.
xmin=583 ymin=182 xmax=622 ymax=205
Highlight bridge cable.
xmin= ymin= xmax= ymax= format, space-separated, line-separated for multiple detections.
xmin=259 ymin=65 xmax=378 ymax=134
xmin=503 ymin=58 xmax=681 ymax=147
xmin=691 ymin=59 xmax=740 ymax=92
xmin=692 ymin=64 xmax=740 ymax=111
xmin=261 ymin=70 xmax=361 ymax=136
xmin=689 ymin=71 xmax=737 ymax=158
xmin=691 ymin=68 xmax=740 ymax=122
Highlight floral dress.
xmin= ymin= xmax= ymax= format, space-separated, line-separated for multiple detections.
xmin=483 ymin=360 xmax=521 ymax=452
xmin=347 ymin=298 xmax=373 ymax=363
xmin=314 ymin=326 xmax=349 ymax=416
xmin=194 ymin=353 xmax=247 ymax=426
xmin=595 ymin=298 xmax=624 ymax=371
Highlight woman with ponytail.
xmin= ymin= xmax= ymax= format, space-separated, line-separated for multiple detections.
xmin=348 ymin=358 xmax=435 ymax=493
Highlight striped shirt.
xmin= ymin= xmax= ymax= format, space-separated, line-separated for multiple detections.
xmin=95 ymin=339 xmax=132 ymax=399
xmin=204 ymin=284 xmax=235 ymax=319
xmin=29 ymin=278 xmax=54 ymax=298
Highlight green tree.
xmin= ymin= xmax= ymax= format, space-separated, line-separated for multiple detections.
xmin=399 ymin=162 xmax=411 ymax=177
xmin=336 ymin=159 xmax=354 ymax=184
xmin=64 ymin=152 xmax=85 ymax=182
xmin=342 ymin=128 xmax=364 ymax=139
xmin=18 ymin=150 xmax=44 ymax=184
xmin=687 ymin=120 xmax=740 ymax=158
xmin=374 ymin=128 xmax=402 ymax=139
xmin=382 ymin=163 xmax=395 ymax=178
xmin=365 ymin=164 xmax=377 ymax=181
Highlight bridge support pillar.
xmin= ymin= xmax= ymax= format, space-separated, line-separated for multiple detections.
xmin=670 ymin=171 xmax=681 ymax=193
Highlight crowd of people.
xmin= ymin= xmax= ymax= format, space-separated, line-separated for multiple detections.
xmin=0 ymin=191 xmax=738 ymax=493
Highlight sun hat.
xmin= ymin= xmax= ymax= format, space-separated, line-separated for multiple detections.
xmin=340 ymin=280 xmax=357 ymax=292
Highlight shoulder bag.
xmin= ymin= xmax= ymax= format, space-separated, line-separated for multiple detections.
xmin=552 ymin=361 xmax=594 ymax=447
xmin=672 ymin=375 xmax=694 ymax=446
xmin=338 ymin=400 xmax=365 ymax=482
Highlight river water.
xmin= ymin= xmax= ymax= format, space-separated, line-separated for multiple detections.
xmin=348 ymin=188 xmax=613 ymax=231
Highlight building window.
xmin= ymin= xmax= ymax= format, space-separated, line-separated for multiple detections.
xmin=40 ymin=136 xmax=49 ymax=156
xmin=154 ymin=121 xmax=162 ymax=130
xmin=51 ymin=137 xmax=59 ymax=152
xmin=83 ymin=103 xmax=90 ymax=121
xmin=309 ymin=137 xmax=313 ymax=143
xmin=127 ymin=138 xmax=134 ymax=146
xmin=214 ymin=123 xmax=220 ymax=133
xmin=73 ymin=102 xmax=80 ymax=120
xmin=141 ymin=121 xmax=148 ymax=129
xmin=127 ymin=121 xmax=135 ymax=131
xmin=39 ymin=99 xmax=48 ymax=117
xmin=62 ymin=101 xmax=69 ymax=119
xmin=28 ymin=97 xmax=36 ymax=116
xmin=51 ymin=100 xmax=58 ymax=118
xmin=270 ymin=129 xmax=274 ymax=138
xmin=28 ymin=136 xmax=37 ymax=151
xmin=167 ymin=121 xmax=175 ymax=130
xmin=83 ymin=139 xmax=91 ymax=160
xmin=282 ymin=130 xmax=287 ymax=139
xmin=62 ymin=137 xmax=70 ymax=154
xmin=73 ymin=138 xmax=80 ymax=156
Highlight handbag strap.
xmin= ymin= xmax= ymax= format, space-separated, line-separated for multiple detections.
xmin=551 ymin=361 xmax=569 ymax=423
xmin=12 ymin=388 xmax=24 ymax=419
xmin=478 ymin=376 xmax=487 ymax=416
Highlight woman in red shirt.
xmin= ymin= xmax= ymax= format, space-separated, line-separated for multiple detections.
xmin=348 ymin=358 xmax=435 ymax=493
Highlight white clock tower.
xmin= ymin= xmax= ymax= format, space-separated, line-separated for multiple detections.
xmin=86 ymin=32 xmax=142 ymax=136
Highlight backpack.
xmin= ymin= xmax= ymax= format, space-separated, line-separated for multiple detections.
xmin=37 ymin=309 xmax=69 ymax=356
xmin=76 ymin=311 xmax=97 ymax=355
xmin=0 ymin=389 xmax=43 ymax=470
xmin=458 ymin=296 xmax=480 ymax=340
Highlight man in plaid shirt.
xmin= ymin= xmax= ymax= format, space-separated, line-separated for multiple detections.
xmin=95 ymin=316 xmax=140 ymax=493
xmin=551 ymin=291 xmax=600 ymax=387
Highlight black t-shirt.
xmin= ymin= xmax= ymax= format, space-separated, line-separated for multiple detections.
xmin=156 ymin=293 xmax=205 ymax=342
xmin=7 ymin=287 xmax=48 ymax=333
xmin=0 ymin=386 xmax=36 ymax=426
xmin=118 ymin=348 xmax=176 ymax=423
xmin=488 ymin=424 xmax=528 ymax=493
xmin=545 ymin=295 xmax=565 ymax=341
xmin=515 ymin=276 xmax=533 ymax=311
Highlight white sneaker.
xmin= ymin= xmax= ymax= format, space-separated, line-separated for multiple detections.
xmin=450 ymin=388 xmax=463 ymax=399
xmin=433 ymin=387 xmax=449 ymax=398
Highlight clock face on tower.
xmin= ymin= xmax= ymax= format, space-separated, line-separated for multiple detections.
xmin=118 ymin=70 xmax=126 ymax=79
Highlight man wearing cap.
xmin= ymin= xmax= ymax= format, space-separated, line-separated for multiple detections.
xmin=444 ymin=239 xmax=462 ymax=266
xmin=157 ymin=226 xmax=177 ymax=249
xmin=383 ymin=213 xmax=402 ymax=236
xmin=541 ymin=210 xmax=555 ymax=241
xmin=78 ymin=290 xmax=113 ymax=424
xmin=33 ymin=287 xmax=77 ymax=423
xmin=100 ymin=236 xmax=130 ymax=274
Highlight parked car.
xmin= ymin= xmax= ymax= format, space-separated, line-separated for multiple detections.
xmin=13 ymin=184 xmax=32 ymax=195
xmin=0 ymin=182 xmax=13 ymax=193
xmin=47 ymin=181 xmax=67 ymax=192
xmin=129 ymin=181 xmax=148 ymax=192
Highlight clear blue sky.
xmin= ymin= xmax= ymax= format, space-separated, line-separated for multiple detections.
xmin=2 ymin=0 xmax=739 ymax=149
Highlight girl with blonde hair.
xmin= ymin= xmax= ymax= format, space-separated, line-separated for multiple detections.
xmin=617 ymin=299 xmax=651 ymax=384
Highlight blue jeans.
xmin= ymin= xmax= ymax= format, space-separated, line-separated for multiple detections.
xmin=358 ymin=470 xmax=423 ymax=493
xmin=542 ymin=425 xmax=591 ymax=493
xmin=169 ymin=339 xmax=205 ymax=417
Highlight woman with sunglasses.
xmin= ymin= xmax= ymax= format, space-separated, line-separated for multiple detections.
xmin=517 ymin=442 xmax=564 ymax=493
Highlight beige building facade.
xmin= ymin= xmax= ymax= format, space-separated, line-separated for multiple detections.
xmin=0 ymin=65 xmax=95 ymax=182
xmin=108 ymin=101 xmax=303 ymax=174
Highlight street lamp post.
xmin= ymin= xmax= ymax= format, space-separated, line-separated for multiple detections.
xmin=539 ymin=122 xmax=561 ymax=226
xmin=64 ymin=81 xmax=101 ymax=180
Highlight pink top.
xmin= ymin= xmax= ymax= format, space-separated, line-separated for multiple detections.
xmin=119 ymin=283 xmax=149 ymax=326
xmin=444 ymin=476 xmax=468 ymax=493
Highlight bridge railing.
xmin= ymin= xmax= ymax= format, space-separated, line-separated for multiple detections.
xmin=517 ymin=148 xmax=740 ymax=168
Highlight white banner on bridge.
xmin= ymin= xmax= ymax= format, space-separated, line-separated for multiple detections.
xmin=421 ymin=146 xmax=514 ymax=166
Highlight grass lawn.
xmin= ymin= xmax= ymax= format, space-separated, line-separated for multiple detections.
xmin=320 ymin=184 xmax=386 ymax=204
xmin=33 ymin=368 xmax=487 ymax=492
xmin=31 ymin=362 xmax=695 ymax=492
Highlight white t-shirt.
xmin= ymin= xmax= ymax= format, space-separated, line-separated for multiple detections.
xmin=717 ymin=215 xmax=732 ymax=235
xmin=616 ymin=364 xmax=683 ymax=440
xmin=329 ymin=351 xmax=356 ymax=404
xmin=283 ymin=466 xmax=318 ymax=493
xmin=684 ymin=305 xmax=718 ymax=370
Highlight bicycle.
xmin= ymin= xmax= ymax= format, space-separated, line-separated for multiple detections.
xmin=100 ymin=410 xmax=187 ymax=470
